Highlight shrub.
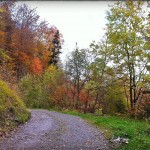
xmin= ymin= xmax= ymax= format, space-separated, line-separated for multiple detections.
xmin=18 ymin=66 xmax=64 ymax=109
xmin=105 ymin=83 xmax=126 ymax=115
xmin=19 ymin=74 xmax=44 ymax=108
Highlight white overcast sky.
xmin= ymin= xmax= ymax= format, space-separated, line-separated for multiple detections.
xmin=17 ymin=1 xmax=115 ymax=62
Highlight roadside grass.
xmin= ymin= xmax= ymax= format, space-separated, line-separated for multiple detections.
xmin=60 ymin=110 xmax=150 ymax=150
xmin=0 ymin=80 xmax=31 ymax=137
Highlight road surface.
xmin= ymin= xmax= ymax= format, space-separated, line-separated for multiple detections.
xmin=0 ymin=110 xmax=109 ymax=150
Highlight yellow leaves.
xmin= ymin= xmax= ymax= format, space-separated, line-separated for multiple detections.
xmin=47 ymin=65 xmax=56 ymax=73
xmin=0 ymin=8 xmax=4 ymax=13
xmin=0 ymin=49 xmax=10 ymax=61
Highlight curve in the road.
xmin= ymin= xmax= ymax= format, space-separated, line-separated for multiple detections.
xmin=0 ymin=110 xmax=109 ymax=150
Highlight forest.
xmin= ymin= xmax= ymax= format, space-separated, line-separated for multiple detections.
xmin=0 ymin=1 xmax=150 ymax=117
xmin=0 ymin=1 xmax=150 ymax=149
xmin=0 ymin=1 xmax=150 ymax=150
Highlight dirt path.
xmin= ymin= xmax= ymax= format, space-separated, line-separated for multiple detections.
xmin=0 ymin=110 xmax=109 ymax=150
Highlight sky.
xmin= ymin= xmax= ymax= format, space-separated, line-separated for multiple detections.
xmin=17 ymin=1 xmax=115 ymax=62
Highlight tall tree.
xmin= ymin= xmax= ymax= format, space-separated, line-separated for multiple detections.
xmin=48 ymin=29 xmax=62 ymax=65
xmin=12 ymin=4 xmax=40 ymax=79
xmin=0 ymin=2 xmax=16 ymax=83
xmin=65 ymin=44 xmax=90 ymax=109
xmin=106 ymin=1 xmax=149 ymax=111
xmin=88 ymin=35 xmax=113 ymax=114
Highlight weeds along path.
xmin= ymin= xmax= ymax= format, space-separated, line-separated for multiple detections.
xmin=0 ymin=110 xmax=109 ymax=150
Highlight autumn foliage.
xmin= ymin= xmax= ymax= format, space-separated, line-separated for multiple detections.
xmin=31 ymin=57 xmax=43 ymax=75
xmin=0 ymin=2 xmax=63 ymax=82
xmin=0 ymin=1 xmax=149 ymax=121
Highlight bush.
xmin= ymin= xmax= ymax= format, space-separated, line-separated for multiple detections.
xmin=105 ymin=83 xmax=126 ymax=115
xmin=18 ymin=66 xmax=64 ymax=109
xmin=0 ymin=80 xmax=30 ymax=132
xmin=19 ymin=74 xmax=50 ymax=108
xmin=19 ymin=74 xmax=44 ymax=108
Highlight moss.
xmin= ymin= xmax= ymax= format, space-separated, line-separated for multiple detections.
xmin=0 ymin=80 xmax=30 ymax=134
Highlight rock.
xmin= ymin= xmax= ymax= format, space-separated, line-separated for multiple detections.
xmin=110 ymin=136 xmax=129 ymax=144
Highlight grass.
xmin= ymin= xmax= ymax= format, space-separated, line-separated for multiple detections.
xmin=0 ymin=80 xmax=31 ymax=136
xmin=61 ymin=110 xmax=150 ymax=150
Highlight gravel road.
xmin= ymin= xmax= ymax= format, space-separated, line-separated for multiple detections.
xmin=0 ymin=110 xmax=109 ymax=150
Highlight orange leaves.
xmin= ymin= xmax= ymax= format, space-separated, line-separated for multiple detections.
xmin=31 ymin=57 xmax=43 ymax=75
xmin=53 ymin=86 xmax=67 ymax=102
xmin=0 ymin=2 xmax=63 ymax=80
xmin=0 ymin=31 xmax=5 ymax=43
xmin=79 ymin=89 xmax=89 ymax=103
xmin=16 ymin=52 xmax=30 ymax=61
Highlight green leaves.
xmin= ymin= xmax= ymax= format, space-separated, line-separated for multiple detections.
xmin=0 ymin=49 xmax=10 ymax=61
xmin=106 ymin=1 xmax=148 ymax=74
xmin=105 ymin=1 xmax=149 ymax=111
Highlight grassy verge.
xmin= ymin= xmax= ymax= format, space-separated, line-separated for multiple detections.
xmin=0 ymin=80 xmax=31 ymax=138
xmin=60 ymin=110 xmax=150 ymax=150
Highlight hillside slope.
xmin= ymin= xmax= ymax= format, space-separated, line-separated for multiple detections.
xmin=0 ymin=80 xmax=30 ymax=137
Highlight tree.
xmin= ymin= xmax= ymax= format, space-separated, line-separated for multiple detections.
xmin=106 ymin=1 xmax=149 ymax=111
xmin=0 ymin=2 xmax=16 ymax=84
xmin=88 ymin=36 xmax=112 ymax=114
xmin=12 ymin=4 xmax=39 ymax=79
xmin=36 ymin=23 xmax=63 ymax=67
xmin=65 ymin=43 xmax=90 ymax=109
xmin=0 ymin=2 xmax=63 ymax=81
xmin=48 ymin=29 xmax=62 ymax=65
